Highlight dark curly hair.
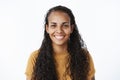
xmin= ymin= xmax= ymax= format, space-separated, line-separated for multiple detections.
xmin=32 ymin=5 xmax=90 ymax=80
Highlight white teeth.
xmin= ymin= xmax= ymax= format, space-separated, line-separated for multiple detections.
xmin=55 ymin=36 xmax=64 ymax=40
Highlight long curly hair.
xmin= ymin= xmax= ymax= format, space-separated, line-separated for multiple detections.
xmin=32 ymin=5 xmax=90 ymax=80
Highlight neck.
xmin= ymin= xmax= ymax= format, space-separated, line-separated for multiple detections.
xmin=52 ymin=44 xmax=68 ymax=55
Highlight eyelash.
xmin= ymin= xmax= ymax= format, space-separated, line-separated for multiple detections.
xmin=50 ymin=25 xmax=56 ymax=27
xmin=50 ymin=24 xmax=69 ymax=28
xmin=63 ymin=25 xmax=69 ymax=27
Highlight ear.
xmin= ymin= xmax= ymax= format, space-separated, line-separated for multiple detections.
xmin=45 ymin=24 xmax=49 ymax=33
xmin=71 ymin=24 xmax=74 ymax=33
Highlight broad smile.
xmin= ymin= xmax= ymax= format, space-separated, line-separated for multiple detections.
xmin=54 ymin=35 xmax=65 ymax=40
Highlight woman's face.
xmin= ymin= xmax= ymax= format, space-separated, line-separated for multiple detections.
xmin=46 ymin=11 xmax=74 ymax=47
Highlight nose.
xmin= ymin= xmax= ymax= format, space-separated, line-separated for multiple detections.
xmin=56 ymin=26 xmax=63 ymax=33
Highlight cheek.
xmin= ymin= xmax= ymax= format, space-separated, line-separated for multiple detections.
xmin=48 ymin=29 xmax=55 ymax=34
xmin=65 ymin=29 xmax=72 ymax=35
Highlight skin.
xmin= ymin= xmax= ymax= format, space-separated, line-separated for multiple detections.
xmin=46 ymin=11 xmax=74 ymax=54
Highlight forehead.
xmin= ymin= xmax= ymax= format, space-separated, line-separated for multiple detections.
xmin=48 ymin=11 xmax=70 ymax=23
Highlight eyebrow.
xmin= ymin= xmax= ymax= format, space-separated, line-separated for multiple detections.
xmin=50 ymin=22 xmax=56 ymax=24
xmin=50 ymin=22 xmax=70 ymax=24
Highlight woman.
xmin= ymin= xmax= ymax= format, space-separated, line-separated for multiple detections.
xmin=25 ymin=5 xmax=95 ymax=80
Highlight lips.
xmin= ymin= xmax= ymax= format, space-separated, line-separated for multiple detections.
xmin=54 ymin=35 xmax=64 ymax=40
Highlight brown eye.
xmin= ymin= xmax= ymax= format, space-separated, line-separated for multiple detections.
xmin=50 ymin=25 xmax=56 ymax=28
xmin=63 ymin=24 xmax=69 ymax=28
xmin=64 ymin=25 xmax=69 ymax=27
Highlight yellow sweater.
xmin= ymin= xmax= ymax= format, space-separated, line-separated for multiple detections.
xmin=25 ymin=50 xmax=95 ymax=80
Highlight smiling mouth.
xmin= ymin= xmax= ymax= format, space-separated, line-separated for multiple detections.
xmin=54 ymin=35 xmax=65 ymax=40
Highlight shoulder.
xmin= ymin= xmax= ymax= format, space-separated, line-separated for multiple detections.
xmin=81 ymin=48 xmax=95 ymax=78
xmin=28 ymin=50 xmax=40 ymax=63
xmin=83 ymin=48 xmax=95 ymax=79
xmin=25 ymin=50 xmax=39 ymax=77
xmin=81 ymin=48 xmax=93 ymax=60
xmin=26 ymin=49 xmax=40 ymax=69
xmin=30 ymin=50 xmax=39 ymax=58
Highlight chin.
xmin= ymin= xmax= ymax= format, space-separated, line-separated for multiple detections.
xmin=53 ymin=41 xmax=68 ymax=46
